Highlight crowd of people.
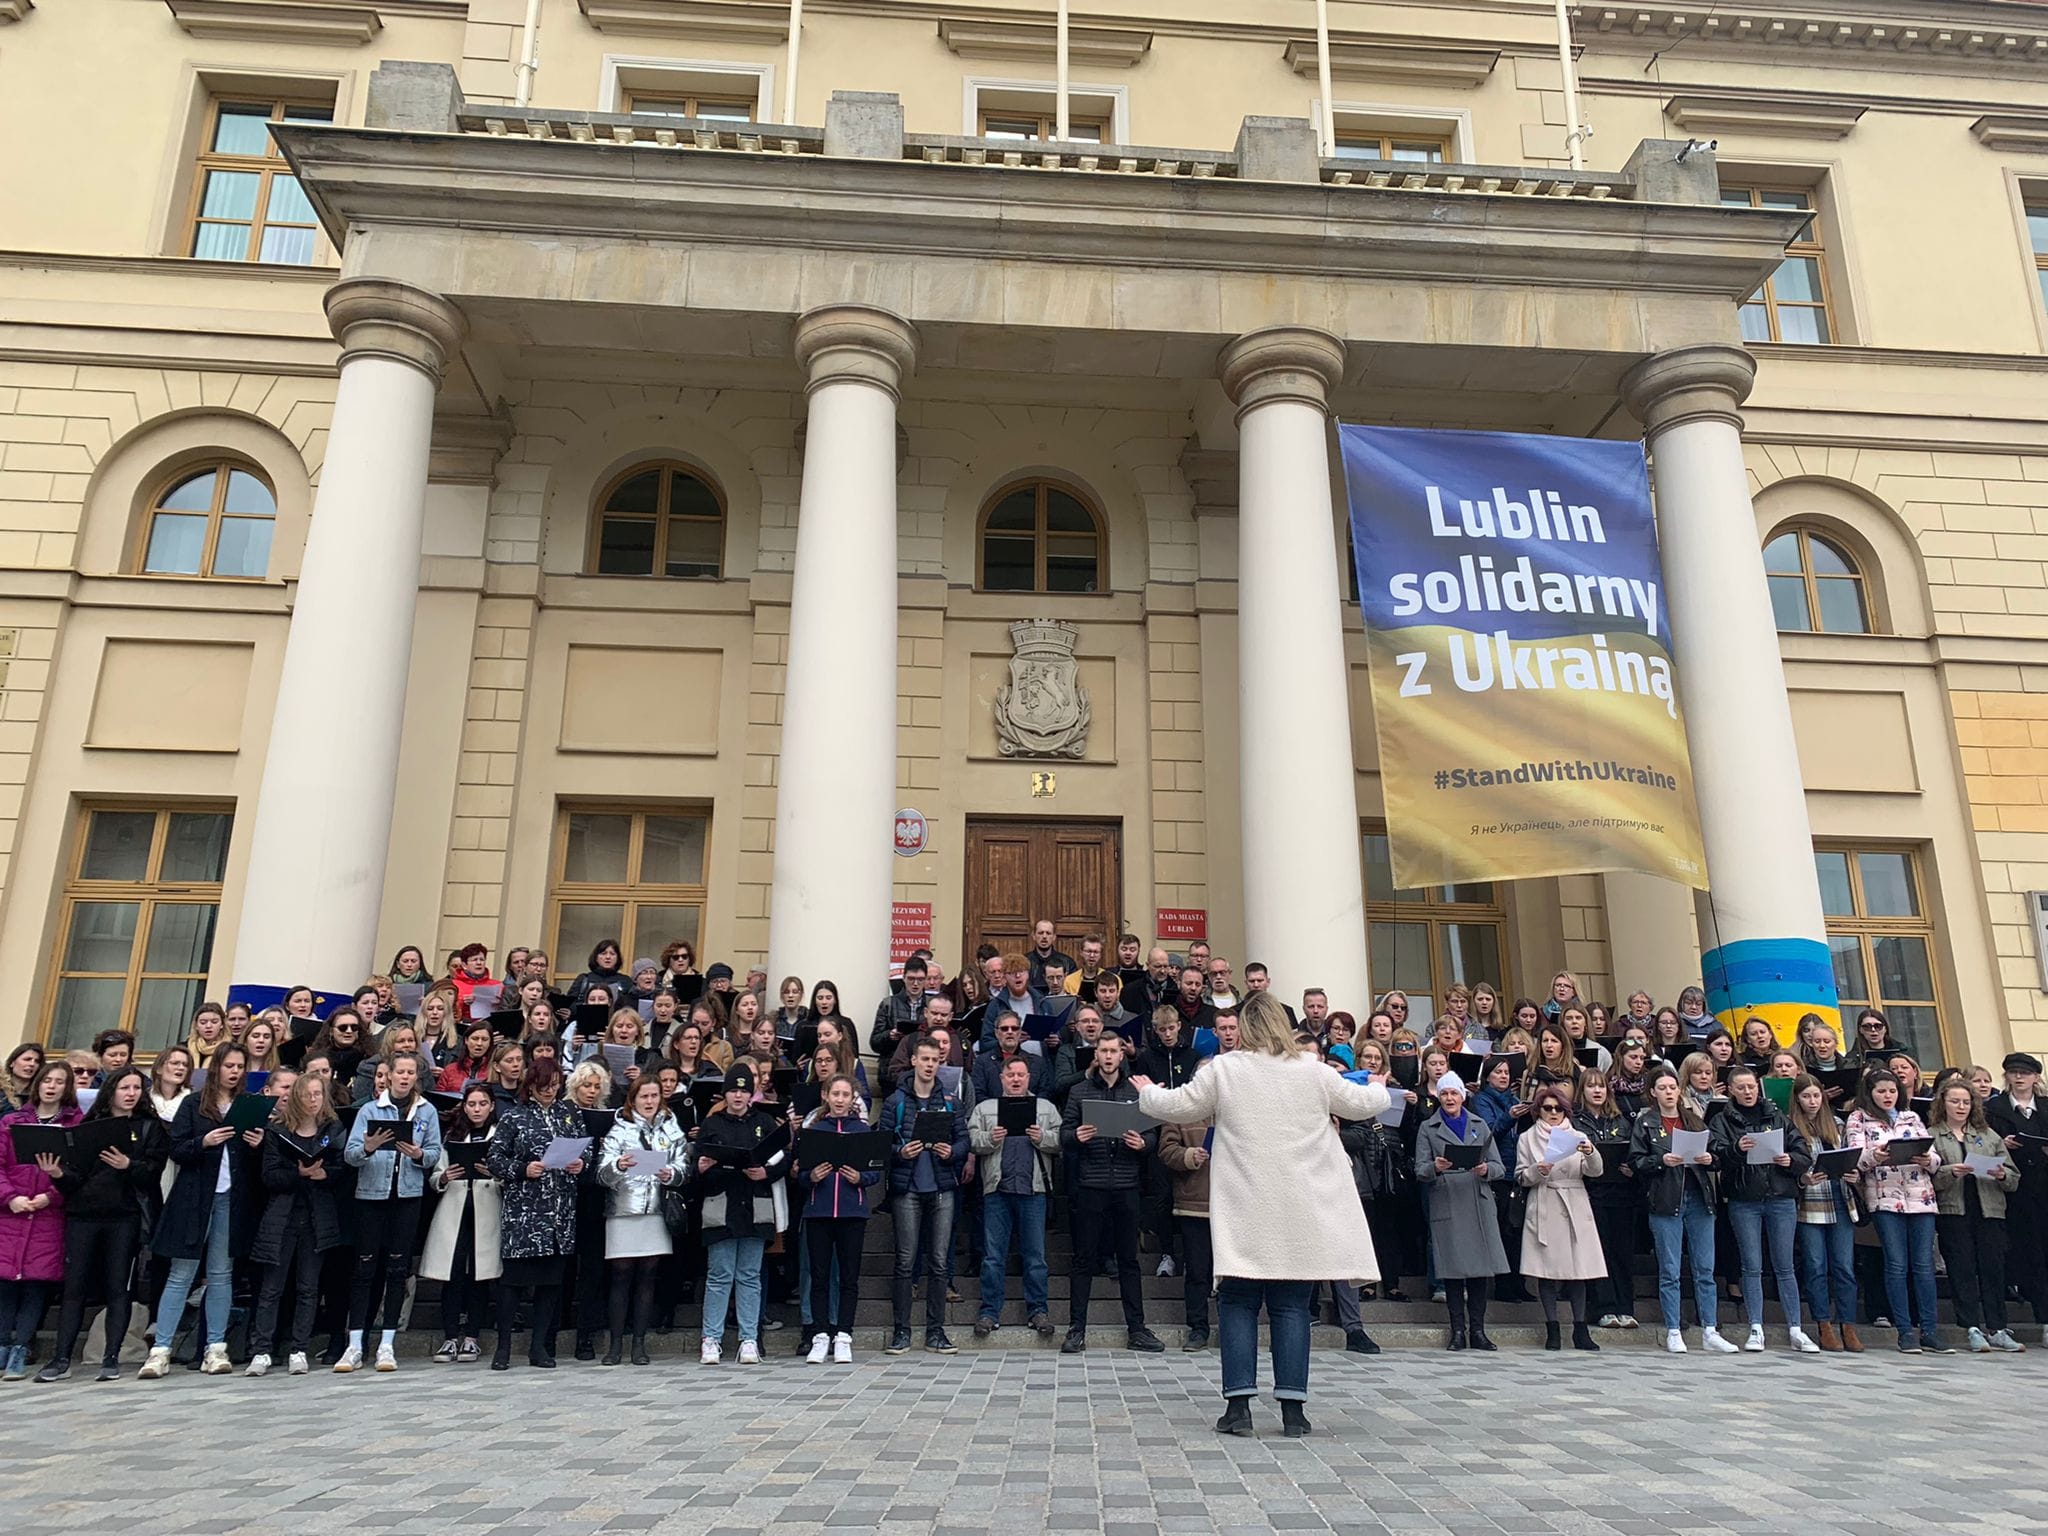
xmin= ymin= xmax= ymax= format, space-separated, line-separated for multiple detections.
xmin=1 ymin=928 xmax=2044 ymax=1393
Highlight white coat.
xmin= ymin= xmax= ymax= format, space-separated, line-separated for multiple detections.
xmin=420 ymin=1131 xmax=503 ymax=1283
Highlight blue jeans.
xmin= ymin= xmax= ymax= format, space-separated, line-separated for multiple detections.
xmin=892 ymin=1189 xmax=955 ymax=1331
xmin=978 ymin=1191 xmax=1049 ymax=1320
xmin=153 ymin=1189 xmax=234 ymax=1348
xmin=703 ymin=1236 xmax=767 ymax=1344
xmin=1872 ymin=1209 xmax=1939 ymax=1337
xmin=1797 ymin=1219 xmax=1858 ymax=1325
xmin=1218 ymin=1277 xmax=1312 ymax=1402
xmin=1728 ymin=1197 xmax=1800 ymax=1329
xmin=1648 ymin=1190 xmax=1717 ymax=1333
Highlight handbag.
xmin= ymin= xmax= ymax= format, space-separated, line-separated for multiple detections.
xmin=659 ymin=1179 xmax=693 ymax=1240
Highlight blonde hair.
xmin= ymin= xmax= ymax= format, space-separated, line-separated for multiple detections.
xmin=1237 ymin=992 xmax=1304 ymax=1058
xmin=566 ymin=1059 xmax=612 ymax=1100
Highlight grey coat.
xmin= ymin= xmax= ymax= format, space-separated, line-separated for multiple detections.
xmin=1415 ymin=1111 xmax=1509 ymax=1279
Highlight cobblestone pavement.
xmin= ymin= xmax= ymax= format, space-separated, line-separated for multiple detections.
xmin=0 ymin=1348 xmax=2041 ymax=1535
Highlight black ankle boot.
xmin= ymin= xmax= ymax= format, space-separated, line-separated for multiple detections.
xmin=631 ymin=1333 xmax=651 ymax=1367
xmin=1469 ymin=1328 xmax=1498 ymax=1352
xmin=574 ymin=1331 xmax=597 ymax=1362
xmin=492 ymin=1335 xmax=512 ymax=1371
xmin=1214 ymin=1397 xmax=1255 ymax=1436
xmin=1572 ymin=1323 xmax=1600 ymax=1351
xmin=1445 ymin=1328 xmax=1467 ymax=1351
xmin=1544 ymin=1321 xmax=1562 ymax=1351
xmin=601 ymin=1332 xmax=623 ymax=1366
xmin=1280 ymin=1401 xmax=1312 ymax=1439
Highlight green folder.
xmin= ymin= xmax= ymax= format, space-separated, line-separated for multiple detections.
xmin=1761 ymin=1076 xmax=1795 ymax=1111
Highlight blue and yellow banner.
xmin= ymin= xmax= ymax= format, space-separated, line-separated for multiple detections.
xmin=1341 ymin=424 xmax=1706 ymax=891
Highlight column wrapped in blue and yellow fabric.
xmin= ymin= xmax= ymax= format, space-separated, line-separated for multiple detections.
xmin=1701 ymin=937 xmax=1839 ymax=1046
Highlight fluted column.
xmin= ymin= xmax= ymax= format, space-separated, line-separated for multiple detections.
xmin=1219 ymin=327 xmax=1371 ymax=1013
xmin=1623 ymin=344 xmax=1838 ymax=1041
xmin=769 ymin=305 xmax=919 ymax=1022
xmin=230 ymin=280 xmax=463 ymax=1000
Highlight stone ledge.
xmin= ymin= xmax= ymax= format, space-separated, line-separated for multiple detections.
xmin=937 ymin=16 xmax=1152 ymax=69
xmin=577 ymin=0 xmax=790 ymax=42
xmin=1282 ymin=36 xmax=1501 ymax=87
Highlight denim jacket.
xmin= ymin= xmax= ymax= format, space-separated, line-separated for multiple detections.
xmin=343 ymin=1091 xmax=444 ymax=1200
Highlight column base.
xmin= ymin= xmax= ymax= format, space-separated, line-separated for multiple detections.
xmin=1701 ymin=936 xmax=1840 ymax=1045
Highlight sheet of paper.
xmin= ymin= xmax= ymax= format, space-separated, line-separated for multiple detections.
xmin=1377 ymin=1097 xmax=1408 ymax=1127
xmin=540 ymin=1135 xmax=592 ymax=1170
xmin=619 ymin=1143 xmax=671 ymax=1179
xmin=1964 ymin=1153 xmax=2009 ymax=1178
xmin=600 ymin=1042 xmax=638 ymax=1075
xmin=1544 ymin=1125 xmax=1582 ymax=1162
xmin=1670 ymin=1128 xmax=1710 ymax=1161
xmin=1745 ymin=1127 xmax=1786 ymax=1165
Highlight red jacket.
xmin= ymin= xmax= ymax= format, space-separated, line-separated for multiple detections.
xmin=0 ymin=1106 xmax=83 ymax=1282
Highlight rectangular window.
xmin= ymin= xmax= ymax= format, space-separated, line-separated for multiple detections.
xmin=2028 ymin=197 xmax=2048 ymax=313
xmin=1814 ymin=843 xmax=1947 ymax=1065
xmin=621 ymin=89 xmax=755 ymax=123
xmin=1722 ymin=183 xmax=1834 ymax=345
xmin=977 ymin=107 xmax=1109 ymax=144
xmin=1333 ymin=129 xmax=1451 ymax=163
xmin=186 ymin=96 xmax=334 ymax=265
xmin=1362 ymin=824 xmax=1507 ymax=1022
xmin=547 ymin=806 xmax=710 ymax=989
xmin=45 ymin=805 xmax=233 ymax=1053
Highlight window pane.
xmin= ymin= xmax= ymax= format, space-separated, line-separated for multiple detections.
xmin=663 ymin=518 xmax=721 ymax=579
xmin=668 ymin=471 xmax=721 ymax=519
xmin=1437 ymin=923 xmax=1501 ymax=990
xmin=191 ymin=222 xmax=251 ymax=261
xmin=158 ymin=471 xmax=219 ymax=513
xmin=639 ymin=816 xmax=707 ymax=886
xmin=81 ymin=812 xmax=155 ymax=882
xmin=1886 ymin=1005 xmax=1943 ymax=1067
xmin=554 ymin=904 xmax=626 ymax=972
xmin=63 ymin=901 xmax=140 ymax=972
xmin=1873 ymin=934 xmax=1934 ymax=1001
xmin=1859 ymin=852 xmax=1919 ymax=917
xmin=1390 ymin=141 xmax=1445 ymax=162
xmin=161 ymin=812 xmax=233 ymax=883
xmin=563 ymin=814 xmax=632 ymax=884
xmin=212 ymin=515 xmax=273 ymax=578
xmin=283 ymin=104 xmax=335 ymax=125
xmin=143 ymin=513 xmax=208 ymax=575
xmin=266 ymin=174 xmax=314 ymax=225
xmin=1827 ymin=934 xmax=1867 ymax=1003
xmin=1771 ymin=257 xmax=1825 ymax=304
xmin=1720 ymin=189 xmax=1756 ymax=209
xmin=211 ymin=105 xmax=275 ymax=156
xmin=2027 ymin=207 xmax=2048 ymax=256
xmin=258 ymin=224 xmax=317 ymax=266
xmin=1762 ymin=533 xmax=1802 ymax=573
xmin=49 ymin=977 xmax=128 ymax=1051
xmin=983 ymin=116 xmax=1040 ymax=141
xmin=1367 ymin=920 xmax=1432 ymax=1001
xmin=985 ymin=490 xmax=1035 ymax=532
xmin=1758 ymin=189 xmax=1813 ymax=212
xmin=1738 ymin=302 xmax=1772 ymax=344
xmin=1768 ymin=574 xmax=1811 ymax=632
xmin=1045 ymin=547 xmax=1099 ymax=594
xmin=221 ymin=470 xmax=275 ymax=515
xmin=698 ymin=105 xmax=753 ymax=124
xmin=1803 ymin=535 xmax=1853 ymax=576
xmin=1361 ymin=832 xmax=1423 ymax=904
xmin=1045 ymin=490 xmax=1093 ymax=534
xmin=143 ymin=902 xmax=219 ymax=973
xmin=982 ymin=534 xmax=1035 ymax=591
xmin=596 ymin=515 xmax=656 ymax=575
xmin=632 ymin=905 xmax=699 ymax=963
xmin=606 ymin=470 xmax=662 ymax=515
xmin=133 ymin=978 xmax=207 ymax=1054
xmin=1439 ymin=882 xmax=1496 ymax=905
xmin=1814 ymin=850 xmax=1854 ymax=916
xmin=1776 ymin=306 xmax=1829 ymax=346
xmin=1814 ymin=577 xmax=1868 ymax=635
xmin=200 ymin=169 xmax=261 ymax=220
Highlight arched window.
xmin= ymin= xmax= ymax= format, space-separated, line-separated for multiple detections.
xmin=1764 ymin=526 xmax=1869 ymax=634
xmin=978 ymin=478 xmax=1105 ymax=593
xmin=589 ymin=461 xmax=724 ymax=578
xmin=138 ymin=461 xmax=276 ymax=578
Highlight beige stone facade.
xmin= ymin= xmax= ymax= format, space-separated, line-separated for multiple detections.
xmin=2 ymin=0 xmax=2046 ymax=1071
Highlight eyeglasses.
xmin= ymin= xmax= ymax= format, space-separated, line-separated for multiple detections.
xmin=1538 ymin=1104 xmax=1565 ymax=1116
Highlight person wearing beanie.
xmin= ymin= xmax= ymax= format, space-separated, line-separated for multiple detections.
xmin=692 ymin=1062 xmax=787 ymax=1365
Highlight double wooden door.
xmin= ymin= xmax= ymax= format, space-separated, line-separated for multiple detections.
xmin=963 ymin=818 xmax=1122 ymax=965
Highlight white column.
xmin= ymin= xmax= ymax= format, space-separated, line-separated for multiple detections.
xmin=1622 ymin=344 xmax=1838 ymax=1039
xmin=230 ymin=280 xmax=463 ymax=998
xmin=1219 ymin=327 xmax=1371 ymax=1013
xmin=769 ymin=305 xmax=918 ymax=1021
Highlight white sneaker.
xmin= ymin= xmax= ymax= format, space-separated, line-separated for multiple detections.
xmin=1990 ymin=1329 xmax=2028 ymax=1353
xmin=1968 ymin=1326 xmax=1991 ymax=1353
xmin=1155 ymin=1255 xmax=1176 ymax=1277
xmin=201 ymin=1343 xmax=233 ymax=1375
xmin=738 ymin=1339 xmax=761 ymax=1365
xmin=1701 ymin=1328 xmax=1739 ymax=1354
xmin=1597 ymin=1314 xmax=1622 ymax=1329
xmin=375 ymin=1342 xmax=398 ymax=1372
xmin=833 ymin=1332 xmax=853 ymax=1364
xmin=332 ymin=1345 xmax=363 ymax=1374
xmin=1788 ymin=1328 xmax=1821 ymax=1354
xmin=1619 ymin=1315 xmax=1641 ymax=1330
xmin=1665 ymin=1329 xmax=1687 ymax=1354
xmin=1743 ymin=1324 xmax=1766 ymax=1353
xmin=138 ymin=1347 xmax=171 ymax=1380
xmin=244 ymin=1354 xmax=271 ymax=1377
xmin=700 ymin=1338 xmax=722 ymax=1365
xmin=806 ymin=1332 xmax=831 ymax=1365
xmin=287 ymin=1352 xmax=309 ymax=1376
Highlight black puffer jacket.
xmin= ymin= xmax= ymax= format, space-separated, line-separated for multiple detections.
xmin=1059 ymin=1071 xmax=1156 ymax=1191
xmin=53 ymin=1113 xmax=168 ymax=1225
xmin=250 ymin=1123 xmax=346 ymax=1262
xmin=1708 ymin=1095 xmax=1811 ymax=1202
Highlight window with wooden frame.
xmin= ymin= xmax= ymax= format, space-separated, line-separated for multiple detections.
xmin=1722 ymin=183 xmax=1833 ymax=344
xmin=621 ymin=89 xmax=755 ymax=122
xmin=977 ymin=107 xmax=1109 ymax=144
xmin=138 ymin=460 xmax=277 ymax=579
xmin=186 ymin=96 xmax=334 ymax=265
xmin=1763 ymin=525 xmax=1870 ymax=634
xmin=2028 ymin=197 xmax=2048 ymax=312
xmin=978 ymin=478 xmax=1106 ymax=593
xmin=1814 ymin=844 xmax=1947 ymax=1066
xmin=1332 ymin=128 xmax=1452 ymax=162
xmin=45 ymin=806 xmax=234 ymax=1054
xmin=546 ymin=807 xmax=710 ymax=989
xmin=1361 ymin=824 xmax=1508 ymax=1023
xmin=589 ymin=461 xmax=725 ymax=579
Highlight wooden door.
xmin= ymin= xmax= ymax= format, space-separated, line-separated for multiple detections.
xmin=964 ymin=818 xmax=1122 ymax=966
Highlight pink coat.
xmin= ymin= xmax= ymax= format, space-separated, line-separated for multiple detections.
xmin=0 ymin=1106 xmax=82 ymax=1282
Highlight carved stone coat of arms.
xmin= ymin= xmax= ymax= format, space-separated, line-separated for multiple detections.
xmin=995 ymin=619 xmax=1091 ymax=759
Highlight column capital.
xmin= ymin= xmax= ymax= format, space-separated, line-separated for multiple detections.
xmin=1218 ymin=326 xmax=1344 ymax=416
xmin=1620 ymin=343 xmax=1756 ymax=436
xmin=324 ymin=279 xmax=464 ymax=380
xmin=793 ymin=304 xmax=919 ymax=399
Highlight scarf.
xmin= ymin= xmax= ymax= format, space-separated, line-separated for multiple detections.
xmin=1441 ymin=1107 xmax=1470 ymax=1142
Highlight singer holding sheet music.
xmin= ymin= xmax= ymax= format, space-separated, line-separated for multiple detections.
xmin=337 ymin=1049 xmax=443 ymax=1373
xmin=244 ymin=1073 xmax=344 ymax=1377
xmin=597 ymin=1075 xmax=688 ymax=1365
xmin=1708 ymin=1065 xmax=1816 ymax=1353
xmin=1134 ymin=992 xmax=1390 ymax=1440
xmin=1846 ymin=1068 xmax=1947 ymax=1353
xmin=1930 ymin=1079 xmax=2026 ymax=1352
xmin=485 ymin=1057 xmax=586 ymax=1370
xmin=0 ymin=1060 xmax=82 ymax=1379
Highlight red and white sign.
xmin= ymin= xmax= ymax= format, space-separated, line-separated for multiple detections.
xmin=893 ymin=808 xmax=929 ymax=858
xmin=890 ymin=902 xmax=933 ymax=969
xmin=1156 ymin=907 xmax=1207 ymax=942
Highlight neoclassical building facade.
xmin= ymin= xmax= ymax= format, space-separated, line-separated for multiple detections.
xmin=1 ymin=0 xmax=2046 ymax=1068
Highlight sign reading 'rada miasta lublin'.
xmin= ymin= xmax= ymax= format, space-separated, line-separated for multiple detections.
xmin=1342 ymin=424 xmax=1707 ymax=892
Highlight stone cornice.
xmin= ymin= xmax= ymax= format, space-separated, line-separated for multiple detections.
xmin=1973 ymin=113 xmax=2048 ymax=151
xmin=163 ymin=0 xmax=387 ymax=44
xmin=1282 ymin=36 xmax=1502 ymax=88
xmin=937 ymin=17 xmax=1152 ymax=69
xmin=1664 ymin=94 xmax=1866 ymax=139
xmin=576 ymin=0 xmax=791 ymax=42
xmin=1575 ymin=2 xmax=2048 ymax=67
xmin=0 ymin=0 xmax=32 ymax=22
